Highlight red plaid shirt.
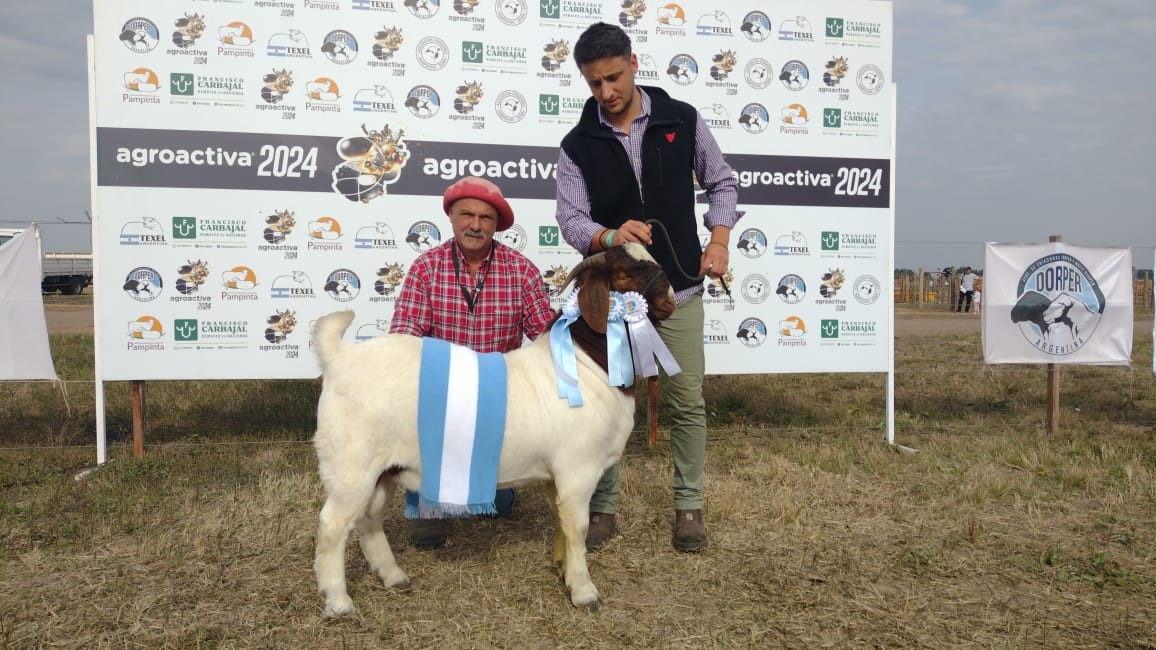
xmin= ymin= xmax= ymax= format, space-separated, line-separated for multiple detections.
xmin=389 ymin=240 xmax=554 ymax=353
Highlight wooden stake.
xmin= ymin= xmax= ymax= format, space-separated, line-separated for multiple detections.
xmin=647 ymin=376 xmax=659 ymax=447
xmin=132 ymin=380 xmax=146 ymax=458
xmin=1045 ymin=235 xmax=1062 ymax=435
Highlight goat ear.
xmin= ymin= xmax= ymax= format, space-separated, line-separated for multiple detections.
xmin=577 ymin=267 xmax=610 ymax=334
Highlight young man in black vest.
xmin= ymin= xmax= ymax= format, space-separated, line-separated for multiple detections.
xmin=554 ymin=22 xmax=741 ymax=553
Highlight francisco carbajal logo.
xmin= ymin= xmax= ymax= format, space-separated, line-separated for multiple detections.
xmin=826 ymin=16 xmax=883 ymax=47
xmin=405 ymin=85 xmax=441 ymax=118
xmin=741 ymin=274 xmax=770 ymax=304
xmin=353 ymin=85 xmax=397 ymax=114
xmin=331 ymin=123 xmax=410 ymax=203
xmin=854 ymin=275 xmax=881 ymax=305
xmin=739 ymin=11 xmax=771 ymax=42
xmin=354 ymin=222 xmax=398 ymax=250
xmin=406 ymin=0 xmax=441 ymax=19
xmin=822 ymin=230 xmax=879 ymax=257
xmin=666 ymin=54 xmax=699 ymax=85
xmin=780 ymin=103 xmax=809 ymax=134
xmin=266 ymin=29 xmax=312 ymax=59
xmin=270 ymin=271 xmax=316 ymax=299
xmin=822 ymin=108 xmax=880 ymax=137
xmin=777 ymin=316 xmax=806 ymax=345
xmin=774 ymin=231 xmax=809 ymax=256
xmin=500 ymin=224 xmax=527 ymax=251
xmin=735 ymin=228 xmax=767 ymax=258
xmin=405 ymin=220 xmax=441 ymax=252
xmin=696 ymin=10 xmax=733 ymax=37
xmin=416 ymin=36 xmax=450 ymax=70
xmin=495 ymin=0 xmax=528 ymax=26
xmin=119 ymin=17 xmax=160 ymax=53
xmin=776 ymin=274 xmax=806 ymax=304
xmin=857 ymin=64 xmax=885 ymax=95
xmin=495 ymin=89 xmax=528 ymax=123
xmin=372 ymin=263 xmax=405 ymax=299
xmin=778 ymin=16 xmax=814 ymax=42
xmin=123 ymin=267 xmax=163 ymax=302
xmin=736 ymin=317 xmax=767 ymax=347
xmin=324 ymin=269 xmax=361 ymax=302
xmin=322 ymin=30 xmax=358 ymax=64
xmin=738 ymin=103 xmax=769 ymax=134
xmin=1010 ymin=254 xmax=1106 ymax=355
xmin=744 ymin=58 xmax=773 ymax=89
xmin=779 ymin=60 xmax=809 ymax=90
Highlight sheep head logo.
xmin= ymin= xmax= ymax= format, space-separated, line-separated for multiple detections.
xmin=1009 ymin=253 xmax=1106 ymax=355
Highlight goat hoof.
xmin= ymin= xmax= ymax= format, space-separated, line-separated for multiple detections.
xmin=379 ymin=569 xmax=410 ymax=590
xmin=323 ymin=594 xmax=356 ymax=617
xmin=570 ymin=586 xmax=601 ymax=611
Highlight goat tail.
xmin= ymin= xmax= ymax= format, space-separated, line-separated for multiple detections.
xmin=313 ymin=310 xmax=355 ymax=370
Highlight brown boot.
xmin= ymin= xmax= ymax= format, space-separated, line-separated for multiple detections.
xmin=585 ymin=512 xmax=618 ymax=552
xmin=409 ymin=519 xmax=448 ymax=550
xmin=672 ymin=509 xmax=707 ymax=552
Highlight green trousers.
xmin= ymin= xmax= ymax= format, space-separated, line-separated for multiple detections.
xmin=589 ymin=294 xmax=706 ymax=513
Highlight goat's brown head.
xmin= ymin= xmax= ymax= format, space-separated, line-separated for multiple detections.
xmin=565 ymin=243 xmax=676 ymax=334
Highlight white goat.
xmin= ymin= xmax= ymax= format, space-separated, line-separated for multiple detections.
xmin=311 ymin=243 xmax=676 ymax=616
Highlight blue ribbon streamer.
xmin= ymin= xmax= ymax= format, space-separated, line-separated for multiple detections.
xmin=605 ymin=318 xmax=634 ymax=387
xmin=549 ymin=293 xmax=583 ymax=406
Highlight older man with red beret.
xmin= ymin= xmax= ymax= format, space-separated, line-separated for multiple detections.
xmin=390 ymin=176 xmax=554 ymax=549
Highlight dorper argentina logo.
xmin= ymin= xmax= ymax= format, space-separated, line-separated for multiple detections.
xmin=119 ymin=18 xmax=160 ymax=53
xmin=406 ymin=221 xmax=442 ymax=252
xmin=406 ymin=0 xmax=441 ymax=18
xmin=735 ymin=228 xmax=767 ymax=258
xmin=666 ymin=54 xmax=699 ymax=85
xmin=324 ymin=269 xmax=361 ymax=302
xmin=738 ymin=103 xmax=769 ymax=134
xmin=123 ymin=267 xmax=163 ymax=302
xmin=405 ymin=85 xmax=441 ymax=118
xmin=322 ymin=30 xmax=359 ymax=64
xmin=779 ymin=60 xmax=809 ymax=90
xmin=739 ymin=11 xmax=771 ymax=42
xmin=1010 ymin=254 xmax=1106 ymax=355
xmin=776 ymin=274 xmax=806 ymax=304
xmin=736 ymin=317 xmax=767 ymax=347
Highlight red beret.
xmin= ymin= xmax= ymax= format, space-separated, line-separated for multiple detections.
xmin=442 ymin=176 xmax=514 ymax=231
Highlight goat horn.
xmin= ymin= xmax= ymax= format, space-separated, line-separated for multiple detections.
xmin=561 ymin=250 xmax=608 ymax=290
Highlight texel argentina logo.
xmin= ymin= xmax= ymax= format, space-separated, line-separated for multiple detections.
xmin=857 ymin=64 xmax=885 ymax=95
xmin=779 ymin=60 xmax=809 ymax=91
xmin=123 ymin=267 xmax=163 ymax=302
xmin=264 ymin=309 xmax=297 ymax=344
xmin=175 ymin=259 xmax=209 ymax=295
xmin=778 ymin=16 xmax=814 ymax=42
xmin=541 ymin=38 xmax=569 ymax=71
xmin=171 ymin=13 xmax=206 ymax=49
xmin=736 ymin=317 xmax=767 ymax=348
xmin=123 ymin=68 xmax=159 ymax=93
xmin=119 ymin=18 xmax=159 ymax=53
xmin=774 ymin=231 xmax=809 ymax=256
xmin=495 ymin=0 xmax=529 ymax=26
xmin=709 ymin=50 xmax=737 ymax=81
xmin=263 ymin=210 xmax=295 ymax=244
xmin=127 ymin=316 xmax=164 ymax=340
xmin=373 ymin=263 xmax=405 ymax=297
xmin=322 ymin=30 xmax=358 ymax=64
xmin=218 ymin=22 xmax=254 ymax=49
xmin=372 ymin=26 xmax=403 ymax=61
xmin=778 ymin=316 xmax=806 ymax=339
xmin=354 ymin=222 xmax=398 ymax=249
xmin=453 ymin=81 xmax=484 ymax=114
xmin=119 ymin=217 xmax=166 ymax=246
xmin=405 ymin=85 xmax=441 ymax=118
xmin=260 ymin=69 xmax=293 ymax=104
xmin=324 ymin=269 xmax=361 ymax=302
xmin=738 ymin=103 xmax=769 ymax=134
xmin=699 ymin=104 xmax=731 ymax=129
xmin=270 ymin=271 xmax=316 ymax=299
xmin=696 ymin=11 xmax=733 ymax=37
xmin=635 ymin=53 xmax=662 ymax=82
xmin=221 ymin=266 xmax=259 ymax=291
xmin=703 ymin=319 xmax=730 ymax=345
xmin=500 ymin=224 xmax=527 ymax=251
xmin=854 ymin=275 xmax=881 ymax=305
xmin=1010 ymin=254 xmax=1107 ymax=355
xmin=739 ymin=11 xmax=770 ymax=42
xmin=619 ymin=0 xmax=646 ymax=28
xmin=306 ymin=77 xmax=341 ymax=102
xmin=355 ymin=319 xmax=391 ymax=342
xmin=266 ymin=29 xmax=312 ymax=59
xmin=666 ymin=54 xmax=698 ymax=85
xmin=744 ymin=58 xmax=773 ymax=90
xmin=741 ymin=274 xmax=770 ymax=304
xmin=735 ymin=228 xmax=767 ymax=258
xmin=405 ymin=220 xmax=441 ymax=252
xmin=495 ymin=90 xmax=528 ymax=123
xmin=776 ymin=274 xmax=806 ymax=304
xmin=331 ymin=123 xmax=410 ymax=203
xmin=416 ymin=37 xmax=450 ymax=70
xmin=405 ymin=0 xmax=441 ymax=19
xmin=353 ymin=85 xmax=398 ymax=113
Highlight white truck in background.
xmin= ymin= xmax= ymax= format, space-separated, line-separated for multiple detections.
xmin=0 ymin=228 xmax=94 ymax=295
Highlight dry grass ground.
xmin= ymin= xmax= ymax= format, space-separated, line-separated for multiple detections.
xmin=1 ymin=307 xmax=1153 ymax=648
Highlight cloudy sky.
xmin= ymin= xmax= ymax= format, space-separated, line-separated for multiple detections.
xmin=1 ymin=1 xmax=1153 ymax=271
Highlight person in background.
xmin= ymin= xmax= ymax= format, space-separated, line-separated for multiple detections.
xmin=390 ymin=176 xmax=555 ymax=549
xmin=553 ymin=21 xmax=742 ymax=553
xmin=973 ymin=277 xmax=983 ymax=316
xmin=956 ymin=266 xmax=980 ymax=313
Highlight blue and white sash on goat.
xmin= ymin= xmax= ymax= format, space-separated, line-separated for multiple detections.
xmin=405 ymin=337 xmax=507 ymax=519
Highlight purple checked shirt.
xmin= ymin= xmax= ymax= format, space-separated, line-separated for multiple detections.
xmin=555 ymin=88 xmax=741 ymax=303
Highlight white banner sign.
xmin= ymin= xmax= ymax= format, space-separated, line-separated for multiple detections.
xmin=0 ymin=226 xmax=59 ymax=381
xmin=982 ymin=243 xmax=1133 ymax=365
xmin=92 ymin=0 xmax=894 ymax=379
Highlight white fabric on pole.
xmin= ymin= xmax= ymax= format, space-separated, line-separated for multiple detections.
xmin=982 ymin=242 xmax=1132 ymax=365
xmin=0 ymin=225 xmax=59 ymax=380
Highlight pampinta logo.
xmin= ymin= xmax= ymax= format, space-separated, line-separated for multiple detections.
xmin=123 ymin=68 xmax=159 ymax=93
xmin=221 ymin=266 xmax=258 ymax=291
xmin=127 ymin=316 xmax=164 ymax=341
xmin=218 ymin=22 xmax=254 ymax=48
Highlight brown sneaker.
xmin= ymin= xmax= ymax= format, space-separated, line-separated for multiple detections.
xmin=672 ymin=509 xmax=708 ymax=552
xmin=409 ymin=519 xmax=448 ymax=550
xmin=585 ymin=512 xmax=618 ymax=552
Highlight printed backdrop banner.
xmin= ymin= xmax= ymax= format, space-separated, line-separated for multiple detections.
xmin=982 ymin=243 xmax=1133 ymax=365
xmin=92 ymin=0 xmax=894 ymax=380
xmin=0 ymin=226 xmax=60 ymax=381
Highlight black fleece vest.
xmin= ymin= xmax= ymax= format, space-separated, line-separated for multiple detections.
xmin=560 ymin=86 xmax=702 ymax=292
